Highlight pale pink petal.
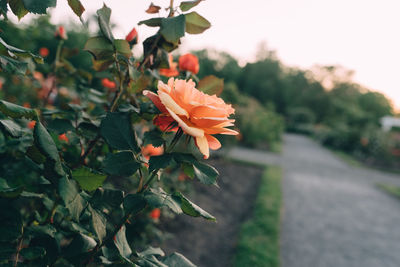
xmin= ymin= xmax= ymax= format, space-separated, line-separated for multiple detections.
xmin=143 ymin=90 xmax=168 ymax=113
xmin=159 ymin=91 xmax=189 ymax=118
xmin=195 ymin=135 xmax=209 ymax=159
xmin=166 ymin=107 xmax=204 ymax=137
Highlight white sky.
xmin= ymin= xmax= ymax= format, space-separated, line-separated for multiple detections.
xmin=12 ymin=0 xmax=400 ymax=110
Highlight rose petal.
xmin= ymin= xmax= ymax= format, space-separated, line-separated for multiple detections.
xmin=204 ymin=127 xmax=239 ymax=135
xmin=143 ymin=90 xmax=168 ymax=113
xmin=190 ymin=105 xmax=228 ymax=118
xmin=154 ymin=115 xmax=178 ymax=132
xmin=166 ymin=107 xmax=204 ymax=137
xmin=195 ymin=135 xmax=209 ymax=159
xmin=191 ymin=117 xmax=233 ymax=128
xmin=206 ymin=134 xmax=221 ymax=150
xmin=157 ymin=80 xmax=171 ymax=93
xmin=159 ymin=91 xmax=189 ymax=118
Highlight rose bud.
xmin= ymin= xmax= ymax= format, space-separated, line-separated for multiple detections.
xmin=179 ymin=53 xmax=199 ymax=74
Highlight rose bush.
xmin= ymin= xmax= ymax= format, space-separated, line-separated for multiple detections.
xmin=0 ymin=1 xmax=229 ymax=266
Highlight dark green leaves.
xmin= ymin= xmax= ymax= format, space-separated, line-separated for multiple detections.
xmin=67 ymin=0 xmax=85 ymax=17
xmin=160 ymin=15 xmax=186 ymax=44
xmin=193 ymin=161 xmax=219 ymax=186
xmin=103 ymin=152 xmax=140 ymax=176
xmin=123 ymin=194 xmax=146 ymax=215
xmin=97 ymin=4 xmax=114 ymax=43
xmin=0 ymin=100 xmax=37 ymax=119
xmin=173 ymin=153 xmax=219 ymax=185
xmin=185 ymin=11 xmax=211 ymax=34
xmin=8 ymin=0 xmax=28 ymax=20
xmin=172 ymin=192 xmax=216 ymax=221
xmin=0 ymin=178 xmax=23 ymax=198
xmin=145 ymin=188 xmax=215 ymax=221
xmin=22 ymin=0 xmax=56 ymax=14
xmin=72 ymin=167 xmax=107 ymax=192
xmin=149 ymin=153 xmax=174 ymax=172
xmin=114 ymin=225 xmax=132 ymax=262
xmin=143 ymin=129 xmax=165 ymax=148
xmin=100 ymin=112 xmax=139 ymax=152
xmin=0 ymin=37 xmax=43 ymax=63
xmin=163 ymin=252 xmax=196 ymax=267
xmin=84 ymin=36 xmax=114 ymax=60
xmin=180 ymin=0 xmax=203 ymax=12
xmin=34 ymin=121 xmax=64 ymax=178
xmin=64 ymin=233 xmax=97 ymax=257
xmin=88 ymin=205 xmax=106 ymax=242
xmin=114 ymin=39 xmax=131 ymax=58
xmin=138 ymin=17 xmax=162 ymax=27
xmin=20 ymin=247 xmax=46 ymax=260
xmin=0 ymin=119 xmax=22 ymax=137
xmin=145 ymin=188 xmax=182 ymax=214
xmin=0 ymin=55 xmax=27 ymax=74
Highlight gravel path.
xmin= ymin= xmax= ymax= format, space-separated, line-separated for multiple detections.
xmin=228 ymin=133 xmax=400 ymax=267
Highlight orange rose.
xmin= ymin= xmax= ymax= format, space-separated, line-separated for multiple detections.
xmin=39 ymin=47 xmax=49 ymax=57
xmin=58 ymin=133 xmax=69 ymax=143
xmin=159 ymin=54 xmax=179 ymax=77
xmin=27 ymin=121 xmax=36 ymax=129
xmin=55 ymin=26 xmax=67 ymax=40
xmin=142 ymin=144 xmax=164 ymax=160
xmin=125 ymin=27 xmax=138 ymax=43
xmin=149 ymin=208 xmax=161 ymax=220
xmin=179 ymin=53 xmax=199 ymax=74
xmin=143 ymin=78 xmax=238 ymax=159
xmin=101 ymin=78 xmax=116 ymax=89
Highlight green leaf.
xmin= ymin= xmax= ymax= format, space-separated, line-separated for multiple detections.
xmin=20 ymin=247 xmax=46 ymax=260
xmin=67 ymin=0 xmax=85 ymax=17
xmin=160 ymin=15 xmax=186 ymax=44
xmin=139 ymin=247 xmax=165 ymax=257
xmin=114 ymin=225 xmax=132 ymax=262
xmin=26 ymin=145 xmax=46 ymax=164
xmin=8 ymin=0 xmax=28 ymax=20
xmin=143 ymin=129 xmax=165 ymax=148
xmin=103 ymin=152 xmax=140 ymax=176
xmin=193 ymin=161 xmax=219 ymax=186
xmin=22 ymin=0 xmax=56 ymax=14
xmin=123 ymin=194 xmax=147 ymax=215
xmin=59 ymin=177 xmax=87 ymax=221
xmin=0 ymin=178 xmax=23 ymax=198
xmin=180 ymin=0 xmax=203 ymax=12
xmin=47 ymin=118 xmax=74 ymax=134
xmin=163 ymin=252 xmax=196 ymax=267
xmin=34 ymin=121 xmax=64 ymax=177
xmin=0 ymin=0 xmax=8 ymax=18
xmin=138 ymin=17 xmax=162 ymax=27
xmin=97 ymin=4 xmax=114 ymax=43
xmin=115 ymin=39 xmax=131 ymax=58
xmin=0 ymin=119 xmax=22 ymax=137
xmin=88 ymin=205 xmax=107 ymax=243
xmin=72 ymin=167 xmax=107 ymax=192
xmin=64 ymin=233 xmax=97 ymax=257
xmin=149 ymin=153 xmax=174 ymax=172
xmin=172 ymin=192 xmax=216 ymax=221
xmin=185 ymin=11 xmax=211 ymax=34
xmin=91 ymin=188 xmax=124 ymax=211
xmin=84 ymin=36 xmax=114 ymax=61
xmin=0 ymin=37 xmax=43 ymax=63
xmin=197 ymin=75 xmax=224 ymax=96
xmin=144 ymin=188 xmax=182 ymax=214
xmin=0 ymin=100 xmax=36 ymax=119
xmin=0 ymin=55 xmax=27 ymax=74
xmin=100 ymin=112 xmax=140 ymax=152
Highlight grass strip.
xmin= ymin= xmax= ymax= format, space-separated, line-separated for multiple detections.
xmin=376 ymin=183 xmax=400 ymax=199
xmin=233 ymin=166 xmax=282 ymax=267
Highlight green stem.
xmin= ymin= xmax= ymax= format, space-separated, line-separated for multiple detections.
xmin=110 ymin=53 xmax=125 ymax=112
